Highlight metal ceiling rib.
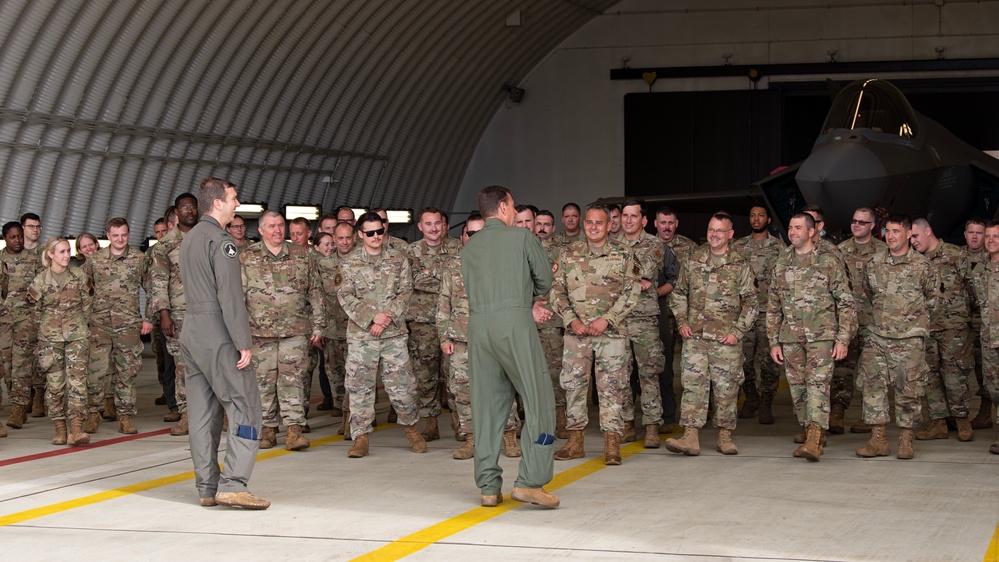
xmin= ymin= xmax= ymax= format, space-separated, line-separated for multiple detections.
xmin=0 ymin=0 xmax=617 ymax=242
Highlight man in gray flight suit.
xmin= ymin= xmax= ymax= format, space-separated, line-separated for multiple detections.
xmin=179 ymin=177 xmax=269 ymax=510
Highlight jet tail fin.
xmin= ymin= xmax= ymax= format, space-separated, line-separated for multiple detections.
xmin=752 ymin=162 xmax=803 ymax=235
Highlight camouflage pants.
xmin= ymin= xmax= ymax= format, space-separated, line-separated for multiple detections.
xmin=153 ymin=320 xmax=166 ymax=386
xmin=407 ymin=321 xmax=443 ymax=418
xmin=164 ymin=310 xmax=188 ymax=414
xmin=304 ymin=346 xmax=320 ymax=412
xmin=538 ymin=324 xmax=566 ymax=406
xmin=447 ymin=340 xmax=520 ymax=436
xmin=781 ymin=341 xmax=833 ymax=429
xmin=38 ymin=339 xmax=89 ymax=421
xmin=981 ymin=345 xmax=999 ymax=423
xmin=621 ymin=316 xmax=665 ymax=426
xmin=833 ymin=333 xmax=861 ymax=407
xmin=253 ymin=335 xmax=309 ymax=427
xmin=971 ymin=315 xmax=987 ymax=399
xmin=87 ymin=323 xmax=143 ymax=416
xmin=324 ymin=338 xmax=347 ymax=408
xmin=678 ymin=337 xmax=744 ymax=430
xmin=561 ymin=334 xmax=630 ymax=433
xmin=346 ymin=334 xmax=419 ymax=438
xmin=741 ymin=314 xmax=780 ymax=399
xmin=859 ymin=333 xmax=926 ymax=428
xmin=924 ymin=327 xmax=974 ymax=419
xmin=0 ymin=320 xmax=8 ymax=402
xmin=2 ymin=313 xmax=40 ymax=406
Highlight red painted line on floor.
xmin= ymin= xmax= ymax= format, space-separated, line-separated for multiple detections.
xmin=0 ymin=428 xmax=173 ymax=468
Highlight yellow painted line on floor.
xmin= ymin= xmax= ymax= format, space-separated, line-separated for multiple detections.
xmin=985 ymin=523 xmax=999 ymax=562
xmin=351 ymin=438 xmax=652 ymax=562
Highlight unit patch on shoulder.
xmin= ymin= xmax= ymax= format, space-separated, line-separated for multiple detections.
xmin=223 ymin=242 xmax=238 ymax=258
xmin=334 ymin=273 xmax=343 ymax=287
xmin=552 ymin=262 xmax=559 ymax=274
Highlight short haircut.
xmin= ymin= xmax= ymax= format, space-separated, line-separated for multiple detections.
xmin=75 ymin=232 xmax=98 ymax=253
xmin=621 ymin=197 xmax=647 ymax=215
xmin=478 ymin=185 xmax=511 ymax=218
xmin=2 ymin=221 xmax=20 ymax=237
xmin=562 ymin=202 xmax=580 ymax=214
xmin=418 ymin=207 xmax=443 ymax=223
xmin=514 ymin=204 xmax=535 ymax=217
xmin=790 ymin=212 xmax=815 ymax=230
xmin=259 ymin=209 xmax=283 ymax=223
xmin=198 ymin=178 xmax=229 ymax=215
xmin=966 ymin=217 xmax=987 ymax=229
xmin=656 ymin=205 xmax=677 ymax=219
xmin=854 ymin=206 xmax=875 ymax=217
xmin=175 ymin=192 xmax=198 ymax=208
xmin=586 ymin=203 xmax=611 ymax=219
xmin=106 ymin=217 xmax=129 ymax=232
xmin=289 ymin=217 xmax=311 ymax=231
xmin=41 ymin=237 xmax=68 ymax=268
xmin=710 ymin=212 xmax=734 ymax=228
xmin=986 ymin=220 xmax=999 ymax=229
xmin=467 ymin=212 xmax=484 ymax=223
xmin=527 ymin=205 xmax=539 ymax=216
xmin=154 ymin=218 xmax=166 ymax=226
xmin=356 ymin=211 xmax=384 ymax=230
xmin=164 ymin=206 xmax=178 ymax=223
xmin=536 ymin=209 xmax=554 ymax=221
xmin=749 ymin=204 xmax=770 ymax=217
xmin=334 ymin=222 xmax=355 ymax=236
xmin=19 ymin=212 xmax=40 ymax=224
xmin=801 ymin=204 xmax=824 ymax=222
xmin=911 ymin=217 xmax=932 ymax=231
xmin=231 ymin=214 xmax=246 ymax=223
xmin=441 ymin=210 xmax=449 ymax=224
xmin=886 ymin=213 xmax=912 ymax=230
xmin=607 ymin=203 xmax=622 ymax=213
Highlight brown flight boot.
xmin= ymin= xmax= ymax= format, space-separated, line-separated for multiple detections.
xmin=502 ymin=430 xmax=522 ymax=457
xmin=259 ymin=426 xmax=277 ymax=449
xmin=738 ymin=389 xmax=760 ymax=419
xmin=285 ymin=425 xmax=310 ymax=451
xmin=717 ymin=428 xmax=739 ymax=455
xmin=897 ymin=428 xmax=915 ymax=459
xmin=67 ymin=417 xmax=90 ymax=447
xmin=7 ymin=405 xmax=26 ymax=429
xmin=480 ymin=492 xmax=503 ymax=507
xmin=554 ymin=430 xmax=585 ymax=460
xmin=955 ymin=417 xmax=974 ymax=442
xmin=30 ymin=388 xmax=45 ymax=417
xmin=84 ymin=412 xmax=102 ymax=434
xmin=102 ymin=397 xmax=117 ymax=421
xmin=758 ymin=394 xmax=774 ymax=424
xmin=604 ymin=431 xmax=621 ymax=465
xmin=555 ymin=405 xmax=568 ymax=439
xmin=828 ymin=403 xmax=846 ymax=434
xmin=644 ymin=424 xmax=660 ymax=448
xmin=971 ymin=397 xmax=994 ymax=429
xmin=118 ymin=415 xmax=137 ymax=435
xmin=915 ymin=418 xmax=948 ymax=440
xmin=799 ymin=424 xmax=823 ymax=462
xmin=404 ymin=425 xmax=428 ymax=453
xmin=453 ymin=434 xmax=474 ymax=460
xmin=511 ymin=486 xmax=559 ymax=508
xmin=52 ymin=419 xmax=68 ymax=445
xmin=855 ymin=424 xmax=890 ymax=457
xmin=622 ymin=420 xmax=636 ymax=443
xmin=214 ymin=491 xmax=270 ymax=510
xmin=348 ymin=434 xmax=369 ymax=458
xmin=664 ymin=426 xmax=700 ymax=456
xmin=420 ymin=415 xmax=439 ymax=442
xmin=169 ymin=412 xmax=188 ymax=436
xmin=850 ymin=419 xmax=872 ymax=433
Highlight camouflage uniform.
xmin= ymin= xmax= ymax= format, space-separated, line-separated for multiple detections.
xmin=553 ymin=239 xmax=641 ymax=433
xmin=149 ymin=227 xmax=188 ymax=413
xmin=921 ymin=241 xmax=975 ymax=420
xmin=670 ymin=247 xmax=757 ymax=430
xmin=860 ymin=248 xmax=937 ymax=428
xmin=966 ymin=247 xmax=989 ymax=404
xmin=731 ymin=233 xmax=785 ymax=404
xmin=84 ymin=246 xmax=150 ymax=417
xmin=27 ymin=267 xmax=92 ymax=421
xmin=338 ymin=246 xmax=419 ymax=438
xmin=317 ymin=253 xmax=349 ymax=409
xmin=551 ymin=231 xmax=583 ymax=246
xmin=767 ymin=247 xmax=856 ymax=429
xmin=970 ymin=259 xmax=999 ymax=420
xmin=836 ymin=237 xmax=887 ymax=408
xmin=241 ymin=242 xmax=325 ymax=428
xmin=657 ymin=243 xmax=681 ymax=424
xmin=538 ymin=238 xmax=565 ymax=407
xmin=0 ymin=248 xmax=43 ymax=407
xmin=406 ymin=237 xmax=462 ymax=418
xmin=620 ymin=231 xmax=667 ymax=426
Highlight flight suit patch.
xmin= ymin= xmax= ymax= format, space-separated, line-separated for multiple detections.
xmin=223 ymin=242 xmax=238 ymax=258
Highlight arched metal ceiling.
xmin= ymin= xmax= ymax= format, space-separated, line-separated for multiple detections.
xmin=0 ymin=0 xmax=617 ymax=242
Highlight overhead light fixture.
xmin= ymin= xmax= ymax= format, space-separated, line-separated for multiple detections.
xmin=284 ymin=205 xmax=320 ymax=221
xmin=235 ymin=203 xmax=266 ymax=219
xmin=385 ymin=210 xmax=412 ymax=224
xmin=350 ymin=208 xmax=367 ymax=219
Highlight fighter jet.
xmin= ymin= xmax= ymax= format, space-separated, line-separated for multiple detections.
xmin=756 ymin=78 xmax=999 ymax=242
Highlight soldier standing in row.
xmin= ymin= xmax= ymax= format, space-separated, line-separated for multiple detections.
xmin=319 ymin=222 xmax=356 ymax=427
xmin=2 ymin=221 xmax=43 ymax=430
xmin=969 ymin=220 xmax=999 ymax=454
xmin=964 ymin=218 xmax=994 ymax=430
xmin=533 ymin=210 xmax=568 ymax=437
xmin=553 ymin=203 xmax=582 ymax=245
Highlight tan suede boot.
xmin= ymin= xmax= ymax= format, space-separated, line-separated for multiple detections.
xmin=664 ymin=426 xmax=700 ymax=456
xmin=897 ymin=428 xmax=915 ymax=459
xmin=800 ymin=424 xmax=823 ymax=462
xmin=52 ymin=419 xmax=68 ymax=445
xmin=348 ymin=434 xmax=369 ymax=458
xmin=554 ymin=430 xmax=585 ymax=460
xmin=955 ymin=417 xmax=974 ymax=442
xmin=67 ymin=417 xmax=90 ymax=446
xmin=84 ymin=412 xmax=102 ymax=434
xmin=717 ymin=427 xmax=739 ymax=455
xmin=118 ymin=415 xmax=137 ymax=435
xmin=404 ymin=425 xmax=428 ymax=453
xmin=622 ymin=420 xmax=637 ymax=443
xmin=7 ymin=405 xmax=26 ymax=429
xmin=644 ymin=424 xmax=660 ymax=448
xmin=169 ymin=411 xmax=188 ymax=436
xmin=420 ymin=415 xmax=439 ymax=442
xmin=502 ymin=430 xmax=521 ymax=458
xmin=259 ymin=426 xmax=277 ymax=449
xmin=855 ymin=424 xmax=890 ymax=457
xmin=915 ymin=418 xmax=948 ymax=440
xmin=285 ymin=425 xmax=310 ymax=451
xmin=30 ymin=388 xmax=45 ymax=417
xmin=453 ymin=434 xmax=474 ymax=460
xmin=828 ymin=403 xmax=846 ymax=434
xmin=604 ymin=431 xmax=621 ymax=465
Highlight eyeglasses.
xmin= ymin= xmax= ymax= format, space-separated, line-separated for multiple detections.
xmin=22 ymin=224 xmax=41 ymax=230
xmin=465 ymin=229 xmax=479 ymax=237
xmin=851 ymin=219 xmax=873 ymax=225
xmin=707 ymin=228 xmax=732 ymax=235
xmin=361 ymin=228 xmax=385 ymax=238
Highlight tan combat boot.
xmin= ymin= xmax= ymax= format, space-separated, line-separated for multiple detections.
xmin=955 ymin=417 xmax=974 ymax=442
xmin=0 ymin=423 xmax=6 ymax=438
xmin=30 ymin=388 xmax=45 ymax=417
xmin=453 ymin=434 xmax=474 ymax=460
xmin=118 ymin=415 xmax=137 ymax=435
xmin=102 ymin=397 xmax=117 ymax=421
xmin=348 ymin=433 xmax=369 ymax=458
xmin=84 ymin=411 xmax=102 ymax=434
xmin=758 ymin=394 xmax=774 ymax=424
xmin=800 ymin=424 xmax=823 ymax=462
xmin=644 ymin=424 xmax=660 ymax=448
xmin=915 ymin=418 xmax=948 ymax=440
xmin=664 ymin=426 xmax=700 ymax=456
xmin=828 ymin=403 xmax=846 ymax=434
xmin=420 ymin=415 xmax=439 ymax=442
xmin=793 ymin=425 xmax=806 ymax=444
xmin=285 ymin=425 xmax=310 ymax=451
xmin=404 ymin=424 xmax=428 ymax=453
xmin=717 ymin=428 xmax=739 ymax=455
xmin=971 ymin=397 xmax=994 ymax=429
xmin=554 ymin=430 xmax=585 ymax=460
xmin=622 ymin=420 xmax=637 ymax=443
xmin=7 ymin=405 xmax=26 ymax=429
xmin=555 ymin=405 xmax=568 ymax=439
xmin=738 ymin=389 xmax=760 ymax=419
xmin=52 ymin=419 xmax=68 ymax=445
xmin=259 ymin=426 xmax=277 ymax=449
xmin=67 ymin=417 xmax=90 ymax=447
xmin=169 ymin=412 xmax=188 ymax=436
xmin=897 ymin=428 xmax=915 ymax=459
xmin=604 ymin=431 xmax=622 ymax=465
xmin=502 ymin=430 xmax=521 ymax=458
xmin=855 ymin=424 xmax=890 ymax=457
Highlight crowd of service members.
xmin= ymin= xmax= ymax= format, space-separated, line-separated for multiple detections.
xmin=1 ymin=192 xmax=997 ymax=462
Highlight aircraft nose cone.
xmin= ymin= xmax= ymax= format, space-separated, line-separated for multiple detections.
xmin=797 ymin=139 xmax=886 ymax=183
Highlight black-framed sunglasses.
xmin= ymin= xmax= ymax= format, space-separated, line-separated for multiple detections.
xmin=465 ymin=229 xmax=479 ymax=237
xmin=361 ymin=228 xmax=385 ymax=238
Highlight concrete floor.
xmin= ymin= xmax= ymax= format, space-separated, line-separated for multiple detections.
xmin=0 ymin=349 xmax=997 ymax=562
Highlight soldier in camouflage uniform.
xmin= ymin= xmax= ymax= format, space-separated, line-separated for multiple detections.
xmin=1 ymin=221 xmax=43 ymax=430
xmin=618 ymin=199 xmax=667 ymax=448
xmin=835 ymin=207 xmax=887 ymax=433
xmin=856 ymin=215 xmax=937 ymax=460
xmin=665 ymin=213 xmax=757 ymax=457
xmin=768 ymin=213 xmax=856 ymax=461
xmin=969 ymin=221 xmax=999 ymax=454
xmin=83 ymin=218 xmax=153 ymax=435
xmin=552 ymin=204 xmax=641 ymax=465
xmin=27 ymin=238 xmax=92 ymax=446
xmin=241 ymin=211 xmax=326 ymax=451
xmin=910 ymin=218 xmax=976 ymax=441
xmin=535 ymin=210 xmax=568 ymax=437
xmin=338 ymin=212 xmax=427 ymax=458
xmin=149 ymin=193 xmax=199 ymax=435
xmin=552 ymin=203 xmax=583 ymax=246
xmin=406 ymin=207 xmax=462 ymax=441
xmin=730 ymin=205 xmax=784 ymax=424
xmin=317 ymin=222 xmax=356 ymax=423
xmin=965 ymin=218 xmax=994 ymax=429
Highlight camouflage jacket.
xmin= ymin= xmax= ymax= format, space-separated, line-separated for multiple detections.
xmin=537 ymin=237 xmax=563 ymax=328
xmin=405 ymin=237 xmax=462 ymax=323
xmin=0 ymin=247 xmax=43 ymax=318
xmin=767 ymin=247 xmax=856 ymax=347
xmin=337 ymin=246 xmax=412 ymax=341
xmin=863 ymin=247 xmax=938 ymax=339
xmin=84 ymin=245 xmax=150 ymax=330
xmin=620 ymin=231 xmax=666 ymax=318
xmin=666 ymin=234 xmax=698 ymax=264
xmin=671 ymin=246 xmax=757 ymax=341
xmin=966 ymin=247 xmax=987 ymax=319
xmin=240 ymin=241 xmax=325 ymax=339
xmin=437 ymin=253 xmax=469 ymax=344
xmin=922 ymin=241 xmax=972 ymax=331
xmin=837 ymin=237 xmax=886 ymax=330
xmin=552 ymin=231 xmax=583 ymax=246
xmin=553 ymin=239 xmax=641 ymax=337
xmin=27 ymin=266 xmax=92 ymax=342
xmin=317 ymin=253 xmax=349 ymax=340
xmin=148 ymin=227 xmax=186 ymax=313
xmin=731 ymin=233 xmax=784 ymax=308
xmin=970 ymin=260 xmax=999 ymax=348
